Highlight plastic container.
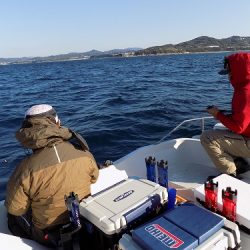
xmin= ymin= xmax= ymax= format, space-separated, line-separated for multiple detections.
xmin=167 ymin=188 xmax=176 ymax=210
xmin=204 ymin=179 xmax=218 ymax=212
xmin=145 ymin=156 xmax=156 ymax=182
xmin=157 ymin=160 xmax=168 ymax=188
xmin=222 ymin=187 xmax=237 ymax=222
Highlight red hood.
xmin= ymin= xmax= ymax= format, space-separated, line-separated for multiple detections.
xmin=228 ymin=52 xmax=250 ymax=89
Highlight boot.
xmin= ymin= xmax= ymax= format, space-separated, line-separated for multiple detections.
xmin=234 ymin=157 xmax=250 ymax=175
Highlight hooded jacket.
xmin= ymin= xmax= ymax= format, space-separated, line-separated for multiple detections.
xmin=5 ymin=117 xmax=99 ymax=229
xmin=217 ymin=52 xmax=250 ymax=137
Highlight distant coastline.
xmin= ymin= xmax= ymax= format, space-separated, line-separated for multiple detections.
xmin=1 ymin=35 xmax=250 ymax=65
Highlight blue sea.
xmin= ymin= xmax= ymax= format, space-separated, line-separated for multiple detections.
xmin=0 ymin=53 xmax=233 ymax=200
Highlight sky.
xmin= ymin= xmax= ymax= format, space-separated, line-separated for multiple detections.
xmin=1 ymin=0 xmax=250 ymax=58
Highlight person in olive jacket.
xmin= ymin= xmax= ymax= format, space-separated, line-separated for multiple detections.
xmin=5 ymin=104 xmax=99 ymax=246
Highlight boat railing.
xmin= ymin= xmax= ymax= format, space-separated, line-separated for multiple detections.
xmin=157 ymin=116 xmax=214 ymax=144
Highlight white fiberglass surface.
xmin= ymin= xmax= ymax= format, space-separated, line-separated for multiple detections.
xmin=115 ymin=138 xmax=219 ymax=188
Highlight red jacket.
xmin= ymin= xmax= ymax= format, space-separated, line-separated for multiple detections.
xmin=217 ymin=52 xmax=250 ymax=137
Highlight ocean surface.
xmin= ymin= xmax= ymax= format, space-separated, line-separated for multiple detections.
xmin=0 ymin=52 xmax=233 ymax=200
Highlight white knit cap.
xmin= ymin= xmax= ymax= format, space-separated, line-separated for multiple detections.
xmin=25 ymin=104 xmax=59 ymax=123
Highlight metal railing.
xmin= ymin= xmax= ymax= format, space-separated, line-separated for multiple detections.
xmin=156 ymin=116 xmax=214 ymax=144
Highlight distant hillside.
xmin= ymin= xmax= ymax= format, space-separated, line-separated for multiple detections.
xmin=0 ymin=48 xmax=142 ymax=65
xmin=135 ymin=36 xmax=250 ymax=55
xmin=1 ymin=36 xmax=250 ymax=65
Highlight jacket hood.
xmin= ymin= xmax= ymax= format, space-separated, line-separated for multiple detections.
xmin=228 ymin=52 xmax=250 ymax=88
xmin=16 ymin=117 xmax=72 ymax=149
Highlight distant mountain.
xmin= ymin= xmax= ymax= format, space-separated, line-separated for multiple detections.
xmin=0 ymin=48 xmax=142 ymax=65
xmin=135 ymin=36 xmax=250 ymax=55
xmin=81 ymin=50 xmax=103 ymax=56
xmin=105 ymin=48 xmax=142 ymax=54
xmin=1 ymin=36 xmax=250 ymax=65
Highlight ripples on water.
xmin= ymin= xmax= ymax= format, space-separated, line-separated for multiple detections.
xmin=0 ymin=53 xmax=233 ymax=200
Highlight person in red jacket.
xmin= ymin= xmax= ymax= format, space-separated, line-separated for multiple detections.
xmin=201 ymin=52 xmax=250 ymax=177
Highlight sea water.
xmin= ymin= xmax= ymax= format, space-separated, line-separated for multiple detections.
xmin=0 ymin=52 xmax=233 ymax=200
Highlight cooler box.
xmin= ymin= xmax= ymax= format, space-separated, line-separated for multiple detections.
xmin=129 ymin=203 xmax=225 ymax=250
xmin=119 ymin=230 xmax=230 ymax=250
xmin=193 ymin=174 xmax=250 ymax=229
xmin=79 ymin=178 xmax=168 ymax=249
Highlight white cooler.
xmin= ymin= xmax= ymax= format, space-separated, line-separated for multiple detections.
xmin=79 ymin=170 xmax=168 ymax=250
xmin=119 ymin=229 xmax=234 ymax=250
xmin=119 ymin=204 xmax=240 ymax=250
xmin=80 ymin=178 xmax=168 ymax=235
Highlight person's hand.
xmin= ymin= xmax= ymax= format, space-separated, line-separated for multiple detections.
xmin=206 ymin=106 xmax=220 ymax=118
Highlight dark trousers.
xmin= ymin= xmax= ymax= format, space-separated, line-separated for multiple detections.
xmin=7 ymin=213 xmax=56 ymax=248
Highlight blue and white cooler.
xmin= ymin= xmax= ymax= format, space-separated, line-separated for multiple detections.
xmin=119 ymin=203 xmax=240 ymax=250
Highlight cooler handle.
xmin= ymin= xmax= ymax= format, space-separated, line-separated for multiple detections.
xmin=123 ymin=194 xmax=161 ymax=224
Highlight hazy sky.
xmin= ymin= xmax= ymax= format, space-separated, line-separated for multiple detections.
xmin=1 ymin=0 xmax=250 ymax=58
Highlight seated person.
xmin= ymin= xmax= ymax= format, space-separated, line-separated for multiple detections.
xmin=5 ymin=104 xmax=99 ymax=246
xmin=201 ymin=52 xmax=250 ymax=178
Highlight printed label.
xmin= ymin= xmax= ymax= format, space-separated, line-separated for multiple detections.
xmin=145 ymin=224 xmax=184 ymax=248
xmin=113 ymin=190 xmax=134 ymax=202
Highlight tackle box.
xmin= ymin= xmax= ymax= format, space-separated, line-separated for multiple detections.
xmin=193 ymin=174 xmax=250 ymax=229
xmin=119 ymin=203 xmax=240 ymax=250
xmin=79 ymin=178 xmax=168 ymax=250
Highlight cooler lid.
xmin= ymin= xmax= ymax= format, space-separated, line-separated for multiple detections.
xmin=132 ymin=217 xmax=198 ymax=250
xmin=93 ymin=179 xmax=160 ymax=214
xmin=163 ymin=203 xmax=224 ymax=244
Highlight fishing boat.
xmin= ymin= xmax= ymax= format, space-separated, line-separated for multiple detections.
xmin=0 ymin=116 xmax=249 ymax=249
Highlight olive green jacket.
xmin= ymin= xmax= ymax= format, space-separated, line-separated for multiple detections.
xmin=5 ymin=117 xmax=99 ymax=229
